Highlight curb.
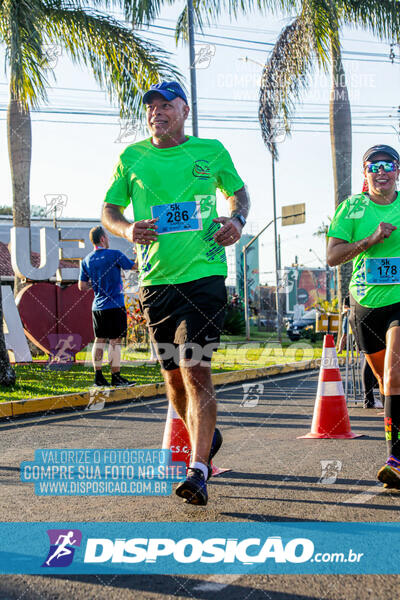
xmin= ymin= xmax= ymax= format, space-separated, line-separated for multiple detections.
xmin=1 ymin=358 xmax=338 ymax=419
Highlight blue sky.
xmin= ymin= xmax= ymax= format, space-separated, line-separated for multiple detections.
xmin=0 ymin=2 xmax=399 ymax=285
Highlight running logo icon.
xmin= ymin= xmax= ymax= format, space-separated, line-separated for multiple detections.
xmin=192 ymin=160 xmax=211 ymax=179
xmin=42 ymin=529 xmax=82 ymax=567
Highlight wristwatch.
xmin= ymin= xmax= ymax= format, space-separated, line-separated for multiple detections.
xmin=231 ymin=213 xmax=246 ymax=228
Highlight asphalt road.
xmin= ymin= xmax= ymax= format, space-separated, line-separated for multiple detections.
xmin=0 ymin=369 xmax=399 ymax=599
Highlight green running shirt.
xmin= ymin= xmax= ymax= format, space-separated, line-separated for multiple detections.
xmin=328 ymin=192 xmax=400 ymax=307
xmin=104 ymin=136 xmax=244 ymax=286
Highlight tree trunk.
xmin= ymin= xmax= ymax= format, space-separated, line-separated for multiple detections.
xmin=329 ymin=38 xmax=353 ymax=311
xmin=0 ymin=283 xmax=16 ymax=387
xmin=7 ymin=92 xmax=32 ymax=295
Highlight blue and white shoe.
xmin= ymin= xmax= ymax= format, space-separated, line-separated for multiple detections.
xmin=175 ymin=468 xmax=208 ymax=505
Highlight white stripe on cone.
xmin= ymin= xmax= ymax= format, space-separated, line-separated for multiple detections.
xmin=320 ymin=348 xmax=339 ymax=369
xmin=316 ymin=380 xmax=345 ymax=397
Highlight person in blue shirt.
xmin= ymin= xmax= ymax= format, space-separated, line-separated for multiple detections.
xmin=79 ymin=226 xmax=135 ymax=387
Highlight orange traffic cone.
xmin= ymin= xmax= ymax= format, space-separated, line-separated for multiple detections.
xmin=162 ymin=402 xmax=230 ymax=476
xmin=298 ymin=334 xmax=362 ymax=439
xmin=162 ymin=402 xmax=191 ymax=468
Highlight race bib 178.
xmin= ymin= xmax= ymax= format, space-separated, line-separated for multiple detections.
xmin=365 ymin=257 xmax=400 ymax=284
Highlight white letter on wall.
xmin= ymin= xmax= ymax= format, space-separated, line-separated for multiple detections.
xmin=2 ymin=286 xmax=32 ymax=363
xmin=10 ymin=227 xmax=59 ymax=280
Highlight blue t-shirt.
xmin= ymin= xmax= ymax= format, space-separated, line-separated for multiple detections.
xmin=79 ymin=248 xmax=134 ymax=311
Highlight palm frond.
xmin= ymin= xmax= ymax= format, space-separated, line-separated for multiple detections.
xmin=174 ymin=0 xmax=302 ymax=42
xmin=339 ymin=0 xmax=400 ymax=42
xmin=307 ymin=0 xmax=339 ymax=65
xmin=0 ymin=0 xmax=51 ymax=107
xmin=43 ymin=6 xmax=181 ymax=119
xmin=88 ymin=0 xmax=174 ymax=27
xmin=258 ymin=13 xmax=317 ymax=158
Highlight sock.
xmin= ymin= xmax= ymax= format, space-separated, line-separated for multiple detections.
xmin=384 ymin=395 xmax=400 ymax=460
xmin=189 ymin=461 xmax=208 ymax=480
xmin=387 ymin=455 xmax=400 ymax=472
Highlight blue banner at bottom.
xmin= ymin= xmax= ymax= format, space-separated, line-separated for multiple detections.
xmin=0 ymin=522 xmax=397 ymax=574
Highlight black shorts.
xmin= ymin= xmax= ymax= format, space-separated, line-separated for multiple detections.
xmin=92 ymin=307 xmax=127 ymax=339
xmin=139 ymin=275 xmax=227 ymax=370
xmin=349 ymin=295 xmax=400 ymax=354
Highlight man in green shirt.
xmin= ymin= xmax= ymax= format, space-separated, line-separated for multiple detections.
xmin=102 ymin=81 xmax=250 ymax=505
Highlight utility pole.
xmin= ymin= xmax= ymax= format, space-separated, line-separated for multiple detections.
xmin=325 ymin=230 xmax=331 ymax=303
xmin=243 ymin=217 xmax=281 ymax=341
xmin=271 ymin=149 xmax=281 ymax=342
xmin=187 ymin=0 xmax=198 ymax=137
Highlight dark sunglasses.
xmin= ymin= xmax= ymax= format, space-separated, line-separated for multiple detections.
xmin=365 ymin=160 xmax=397 ymax=173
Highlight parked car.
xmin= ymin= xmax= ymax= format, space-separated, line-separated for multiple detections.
xmin=286 ymin=309 xmax=322 ymax=342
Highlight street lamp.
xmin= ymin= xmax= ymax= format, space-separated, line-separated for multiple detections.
xmin=243 ymin=204 xmax=306 ymax=341
xmin=187 ymin=0 xmax=199 ymax=136
xmin=309 ymin=246 xmax=331 ymax=303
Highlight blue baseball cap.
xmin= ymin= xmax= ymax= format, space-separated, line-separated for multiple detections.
xmin=143 ymin=81 xmax=188 ymax=105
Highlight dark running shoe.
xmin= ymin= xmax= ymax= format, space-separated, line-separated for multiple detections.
xmin=378 ymin=462 xmax=400 ymax=488
xmin=383 ymin=481 xmax=400 ymax=490
xmin=111 ymin=373 xmax=136 ymax=387
xmin=94 ymin=372 xmax=109 ymax=387
xmin=175 ymin=468 xmax=208 ymax=506
xmin=207 ymin=428 xmax=223 ymax=480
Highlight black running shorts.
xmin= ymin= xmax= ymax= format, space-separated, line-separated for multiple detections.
xmin=349 ymin=295 xmax=400 ymax=355
xmin=92 ymin=306 xmax=128 ymax=339
xmin=139 ymin=275 xmax=227 ymax=370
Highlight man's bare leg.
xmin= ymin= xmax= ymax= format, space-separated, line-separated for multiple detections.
xmin=163 ymin=368 xmax=187 ymax=423
xmin=163 ymin=365 xmax=216 ymax=465
xmin=108 ymin=338 xmax=122 ymax=373
xmin=180 ymin=363 xmax=216 ymax=465
xmin=92 ymin=337 xmax=106 ymax=371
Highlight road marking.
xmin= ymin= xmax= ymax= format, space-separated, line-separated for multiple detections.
xmin=216 ymin=370 xmax=318 ymax=394
xmin=192 ymin=574 xmax=241 ymax=592
xmin=343 ymin=485 xmax=384 ymax=504
xmin=0 ymin=369 xmax=318 ymax=428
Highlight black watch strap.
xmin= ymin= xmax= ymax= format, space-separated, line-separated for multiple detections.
xmin=231 ymin=213 xmax=246 ymax=227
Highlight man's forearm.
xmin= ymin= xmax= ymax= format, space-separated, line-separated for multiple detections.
xmin=227 ymin=186 xmax=250 ymax=220
xmin=102 ymin=203 xmax=131 ymax=240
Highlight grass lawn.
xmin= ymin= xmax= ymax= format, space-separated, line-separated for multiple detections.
xmin=1 ymin=337 xmax=325 ymax=403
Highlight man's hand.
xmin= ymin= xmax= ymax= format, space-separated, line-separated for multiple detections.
xmin=213 ymin=216 xmax=243 ymax=246
xmin=125 ymin=219 xmax=158 ymax=245
xmin=78 ymin=280 xmax=92 ymax=292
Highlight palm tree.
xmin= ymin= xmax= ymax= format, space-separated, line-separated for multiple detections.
xmin=2 ymin=0 xmax=179 ymax=253
xmin=0 ymin=0 xmax=180 ymax=385
xmin=0 ymin=285 xmax=16 ymax=387
xmin=259 ymin=0 xmax=400 ymax=307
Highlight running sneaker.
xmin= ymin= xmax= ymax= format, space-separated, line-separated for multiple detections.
xmin=175 ymin=468 xmax=208 ymax=505
xmin=111 ymin=373 xmax=136 ymax=387
xmin=207 ymin=428 xmax=223 ymax=480
xmin=94 ymin=372 xmax=109 ymax=387
xmin=383 ymin=481 xmax=400 ymax=490
xmin=377 ymin=456 xmax=400 ymax=488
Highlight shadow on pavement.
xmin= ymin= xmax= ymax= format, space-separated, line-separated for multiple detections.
xmin=38 ymin=574 xmax=324 ymax=600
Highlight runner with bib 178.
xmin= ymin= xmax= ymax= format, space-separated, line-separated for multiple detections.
xmin=327 ymin=144 xmax=400 ymax=489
